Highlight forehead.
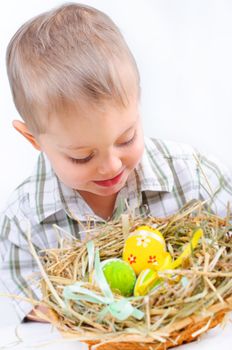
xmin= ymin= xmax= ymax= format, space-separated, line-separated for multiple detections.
xmin=41 ymin=95 xmax=140 ymax=146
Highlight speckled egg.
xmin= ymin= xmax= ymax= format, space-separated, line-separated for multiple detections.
xmin=122 ymin=225 xmax=168 ymax=275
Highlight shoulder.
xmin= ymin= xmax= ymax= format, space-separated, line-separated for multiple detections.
xmin=144 ymin=136 xmax=197 ymax=160
xmin=1 ymin=177 xmax=31 ymax=220
xmin=144 ymin=137 xmax=231 ymax=178
xmin=0 ymin=153 xmax=46 ymax=221
xmin=0 ymin=175 xmax=32 ymax=245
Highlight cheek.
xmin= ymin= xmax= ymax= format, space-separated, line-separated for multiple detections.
xmin=125 ymin=137 xmax=144 ymax=168
xmin=51 ymin=157 xmax=91 ymax=186
xmin=42 ymin=149 xmax=92 ymax=188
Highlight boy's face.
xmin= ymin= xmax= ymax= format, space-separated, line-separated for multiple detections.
xmin=37 ymin=97 xmax=144 ymax=198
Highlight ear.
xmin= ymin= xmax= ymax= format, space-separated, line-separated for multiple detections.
xmin=12 ymin=120 xmax=41 ymax=151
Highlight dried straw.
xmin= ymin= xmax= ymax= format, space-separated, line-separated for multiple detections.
xmin=27 ymin=199 xmax=232 ymax=349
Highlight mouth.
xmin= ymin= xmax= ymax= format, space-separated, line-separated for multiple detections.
xmin=93 ymin=170 xmax=125 ymax=187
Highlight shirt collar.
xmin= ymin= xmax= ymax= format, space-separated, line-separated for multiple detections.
xmin=135 ymin=137 xmax=174 ymax=193
xmin=30 ymin=138 xmax=174 ymax=224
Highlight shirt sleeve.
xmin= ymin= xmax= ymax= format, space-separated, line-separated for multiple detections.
xmin=0 ymin=213 xmax=42 ymax=323
xmin=196 ymin=151 xmax=232 ymax=220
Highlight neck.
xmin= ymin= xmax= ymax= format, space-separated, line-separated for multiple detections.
xmin=78 ymin=191 xmax=117 ymax=220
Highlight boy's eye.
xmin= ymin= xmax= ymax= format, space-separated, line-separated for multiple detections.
xmin=119 ymin=131 xmax=137 ymax=147
xmin=68 ymin=132 xmax=136 ymax=165
xmin=69 ymin=153 xmax=94 ymax=164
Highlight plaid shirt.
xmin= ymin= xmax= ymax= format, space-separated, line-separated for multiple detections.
xmin=0 ymin=137 xmax=231 ymax=322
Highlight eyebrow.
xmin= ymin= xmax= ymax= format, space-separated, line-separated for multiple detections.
xmin=61 ymin=124 xmax=136 ymax=150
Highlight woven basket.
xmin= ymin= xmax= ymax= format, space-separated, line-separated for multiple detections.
xmin=84 ymin=312 xmax=227 ymax=349
xmin=59 ymin=297 xmax=232 ymax=349
xmin=35 ymin=201 xmax=232 ymax=350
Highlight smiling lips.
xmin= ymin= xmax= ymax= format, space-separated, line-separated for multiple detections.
xmin=93 ymin=170 xmax=124 ymax=187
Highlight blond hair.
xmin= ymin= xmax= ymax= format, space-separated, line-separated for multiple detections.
xmin=6 ymin=3 xmax=140 ymax=134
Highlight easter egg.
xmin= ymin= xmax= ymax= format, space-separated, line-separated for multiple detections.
xmin=123 ymin=225 xmax=167 ymax=275
xmin=134 ymin=252 xmax=174 ymax=296
xmin=101 ymin=258 xmax=136 ymax=297
xmin=134 ymin=268 xmax=159 ymax=296
xmin=159 ymin=251 xmax=173 ymax=270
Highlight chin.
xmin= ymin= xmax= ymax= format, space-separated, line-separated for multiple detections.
xmin=94 ymin=187 xmax=121 ymax=197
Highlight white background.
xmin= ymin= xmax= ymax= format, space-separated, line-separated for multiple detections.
xmin=0 ymin=0 xmax=232 ymax=325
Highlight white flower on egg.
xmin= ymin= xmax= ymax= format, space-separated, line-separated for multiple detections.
xmin=136 ymin=231 xmax=151 ymax=248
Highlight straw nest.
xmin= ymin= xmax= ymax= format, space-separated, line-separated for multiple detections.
xmin=28 ymin=199 xmax=232 ymax=350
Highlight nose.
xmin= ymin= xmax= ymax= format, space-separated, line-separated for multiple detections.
xmin=97 ymin=152 xmax=123 ymax=177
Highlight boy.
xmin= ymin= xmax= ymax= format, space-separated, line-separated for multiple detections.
xmin=0 ymin=3 xmax=231 ymax=323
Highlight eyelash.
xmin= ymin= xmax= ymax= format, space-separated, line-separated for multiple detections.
xmin=69 ymin=132 xmax=137 ymax=165
xmin=120 ymin=131 xmax=137 ymax=147
xmin=70 ymin=154 xmax=94 ymax=164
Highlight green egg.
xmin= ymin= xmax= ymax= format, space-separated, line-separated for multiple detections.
xmin=101 ymin=258 xmax=136 ymax=297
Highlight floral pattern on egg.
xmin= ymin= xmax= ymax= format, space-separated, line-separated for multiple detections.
xmin=123 ymin=225 xmax=167 ymax=275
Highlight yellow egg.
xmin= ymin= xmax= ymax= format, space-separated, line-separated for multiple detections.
xmin=134 ymin=268 xmax=159 ymax=296
xmin=122 ymin=225 xmax=167 ymax=275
